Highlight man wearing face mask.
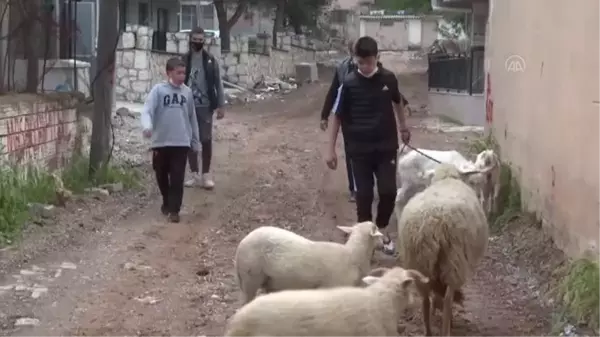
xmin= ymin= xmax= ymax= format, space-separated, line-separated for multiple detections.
xmin=182 ymin=27 xmax=226 ymax=189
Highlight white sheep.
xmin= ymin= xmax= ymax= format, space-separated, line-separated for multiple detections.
xmin=395 ymin=163 xmax=490 ymax=336
xmin=234 ymin=221 xmax=384 ymax=304
xmin=224 ymin=266 xmax=429 ymax=336
xmin=395 ymin=148 xmax=500 ymax=219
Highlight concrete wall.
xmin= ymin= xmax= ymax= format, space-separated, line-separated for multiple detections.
xmin=359 ymin=16 xmax=439 ymax=51
xmin=429 ymin=92 xmax=485 ymax=126
xmin=115 ymin=25 xmax=318 ymax=102
xmin=486 ymin=0 xmax=599 ymax=258
xmin=0 ymin=93 xmax=91 ymax=169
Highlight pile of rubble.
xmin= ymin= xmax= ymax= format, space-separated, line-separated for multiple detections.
xmin=224 ymin=75 xmax=298 ymax=105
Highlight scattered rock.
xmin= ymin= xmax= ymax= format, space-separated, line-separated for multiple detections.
xmin=84 ymin=187 xmax=110 ymax=198
xmin=115 ymin=107 xmax=137 ymax=118
xmin=14 ymin=317 xmax=40 ymax=326
xmin=31 ymin=285 xmax=48 ymax=299
xmin=123 ymin=262 xmax=152 ymax=271
xmin=99 ymin=182 xmax=124 ymax=193
xmin=60 ymin=262 xmax=77 ymax=270
xmin=28 ymin=203 xmax=56 ymax=219
xmin=134 ymin=296 xmax=161 ymax=304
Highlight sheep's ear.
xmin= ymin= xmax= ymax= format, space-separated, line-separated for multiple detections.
xmin=337 ymin=225 xmax=353 ymax=234
xmin=371 ymin=228 xmax=384 ymax=237
xmin=406 ymin=269 xmax=429 ymax=286
xmin=362 ymin=275 xmax=380 ymax=285
xmin=401 ymin=278 xmax=414 ymax=289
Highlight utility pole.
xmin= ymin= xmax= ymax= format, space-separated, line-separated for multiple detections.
xmin=89 ymin=0 xmax=119 ymax=178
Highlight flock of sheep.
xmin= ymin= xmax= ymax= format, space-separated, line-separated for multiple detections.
xmin=223 ymin=147 xmax=501 ymax=336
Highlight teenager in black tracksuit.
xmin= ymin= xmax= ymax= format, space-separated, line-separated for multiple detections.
xmin=326 ymin=36 xmax=411 ymax=254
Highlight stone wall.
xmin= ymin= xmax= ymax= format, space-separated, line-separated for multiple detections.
xmin=0 ymin=93 xmax=92 ymax=169
xmin=115 ymin=25 xmax=318 ymax=103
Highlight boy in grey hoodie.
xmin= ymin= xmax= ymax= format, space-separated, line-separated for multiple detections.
xmin=141 ymin=57 xmax=200 ymax=223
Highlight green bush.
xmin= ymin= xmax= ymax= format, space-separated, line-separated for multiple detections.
xmin=0 ymin=156 xmax=141 ymax=246
xmin=553 ymin=259 xmax=600 ymax=332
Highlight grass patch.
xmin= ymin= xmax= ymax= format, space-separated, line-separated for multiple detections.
xmin=0 ymin=156 xmax=142 ymax=247
xmin=551 ymin=259 xmax=600 ymax=333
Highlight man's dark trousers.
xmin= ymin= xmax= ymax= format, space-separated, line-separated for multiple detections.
xmin=343 ymin=140 xmax=356 ymax=193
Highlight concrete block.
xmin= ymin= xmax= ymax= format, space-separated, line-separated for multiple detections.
xmin=295 ymin=62 xmax=318 ymax=83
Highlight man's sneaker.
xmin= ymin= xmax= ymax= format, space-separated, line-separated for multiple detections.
xmin=184 ymin=173 xmax=201 ymax=187
xmin=160 ymin=204 xmax=168 ymax=216
xmin=201 ymin=173 xmax=215 ymax=190
xmin=184 ymin=172 xmax=201 ymax=187
xmin=349 ymin=191 xmax=356 ymax=203
xmin=382 ymin=233 xmax=396 ymax=256
xmin=167 ymin=213 xmax=180 ymax=223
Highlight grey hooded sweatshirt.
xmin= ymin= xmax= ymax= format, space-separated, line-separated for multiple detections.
xmin=141 ymin=81 xmax=200 ymax=151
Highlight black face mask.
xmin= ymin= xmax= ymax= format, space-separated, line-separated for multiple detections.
xmin=191 ymin=41 xmax=204 ymax=51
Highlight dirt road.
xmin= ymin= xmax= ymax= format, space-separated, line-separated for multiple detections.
xmin=0 ymin=80 xmax=553 ymax=336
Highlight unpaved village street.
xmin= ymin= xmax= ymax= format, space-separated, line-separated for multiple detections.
xmin=0 ymin=78 xmax=557 ymax=336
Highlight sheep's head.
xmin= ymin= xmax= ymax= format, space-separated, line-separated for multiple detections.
xmin=425 ymin=162 xmax=495 ymax=185
xmin=362 ymin=267 xmax=429 ymax=307
xmin=338 ymin=221 xmax=384 ymax=248
xmin=474 ymin=149 xmax=499 ymax=171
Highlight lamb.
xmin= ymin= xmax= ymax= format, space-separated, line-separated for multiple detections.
xmin=395 ymin=147 xmax=499 ymax=219
xmin=224 ymin=266 xmax=429 ymax=336
xmin=234 ymin=221 xmax=384 ymax=304
xmin=395 ymin=163 xmax=490 ymax=336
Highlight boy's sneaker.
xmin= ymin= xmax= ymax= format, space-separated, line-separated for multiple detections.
xmin=382 ymin=233 xmax=396 ymax=256
xmin=348 ymin=191 xmax=356 ymax=203
xmin=201 ymin=173 xmax=215 ymax=190
xmin=160 ymin=204 xmax=168 ymax=216
xmin=167 ymin=213 xmax=180 ymax=223
xmin=184 ymin=172 xmax=201 ymax=187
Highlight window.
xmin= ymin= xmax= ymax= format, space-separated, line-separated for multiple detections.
xmin=330 ymin=9 xmax=347 ymax=24
xmin=138 ymin=2 xmax=149 ymax=26
xmin=118 ymin=0 xmax=128 ymax=30
xmin=198 ymin=4 xmax=214 ymax=29
xmin=180 ymin=4 xmax=198 ymax=30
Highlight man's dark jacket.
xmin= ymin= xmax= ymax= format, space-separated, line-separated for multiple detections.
xmin=320 ymin=59 xmax=408 ymax=121
xmin=182 ymin=49 xmax=219 ymax=111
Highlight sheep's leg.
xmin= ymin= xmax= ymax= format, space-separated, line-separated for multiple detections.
xmin=441 ymin=285 xmax=455 ymax=336
xmin=239 ymin=274 xmax=265 ymax=304
xmin=417 ymin=283 xmax=433 ymax=336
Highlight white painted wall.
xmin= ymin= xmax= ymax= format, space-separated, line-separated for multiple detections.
xmin=408 ymin=19 xmax=422 ymax=46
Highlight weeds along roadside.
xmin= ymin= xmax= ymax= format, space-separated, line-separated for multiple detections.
xmin=469 ymin=134 xmax=599 ymax=334
xmin=0 ymin=155 xmax=142 ymax=247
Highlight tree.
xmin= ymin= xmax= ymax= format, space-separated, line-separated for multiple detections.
xmin=270 ymin=0 xmax=330 ymax=46
xmin=214 ymin=0 xmax=249 ymax=52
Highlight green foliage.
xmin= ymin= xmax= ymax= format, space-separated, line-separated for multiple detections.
xmin=374 ymin=0 xmax=431 ymax=13
xmin=552 ymin=259 xmax=600 ymax=332
xmin=0 ymin=156 xmax=141 ymax=247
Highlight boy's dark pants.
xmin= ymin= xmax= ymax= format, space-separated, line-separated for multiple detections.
xmin=351 ymin=150 xmax=397 ymax=228
xmin=188 ymin=106 xmax=213 ymax=174
xmin=152 ymin=146 xmax=189 ymax=214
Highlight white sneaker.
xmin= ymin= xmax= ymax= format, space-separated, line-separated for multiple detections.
xmin=201 ymin=173 xmax=215 ymax=190
xmin=184 ymin=173 xmax=201 ymax=187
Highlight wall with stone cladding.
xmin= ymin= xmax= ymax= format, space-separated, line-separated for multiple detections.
xmin=115 ymin=25 xmax=318 ymax=103
xmin=0 ymin=93 xmax=92 ymax=169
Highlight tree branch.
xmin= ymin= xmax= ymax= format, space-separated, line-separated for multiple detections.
xmin=227 ymin=1 xmax=248 ymax=28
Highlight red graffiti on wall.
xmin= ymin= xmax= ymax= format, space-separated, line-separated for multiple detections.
xmin=485 ymin=73 xmax=494 ymax=124
xmin=3 ymin=109 xmax=67 ymax=154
